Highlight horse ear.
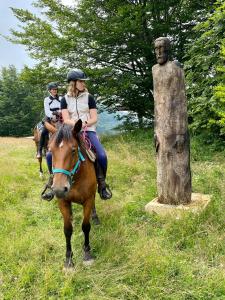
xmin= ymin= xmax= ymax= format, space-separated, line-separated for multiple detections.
xmin=73 ymin=119 xmax=82 ymax=136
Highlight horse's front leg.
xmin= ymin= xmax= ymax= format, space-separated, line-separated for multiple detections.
xmin=82 ymin=200 xmax=94 ymax=264
xmin=58 ymin=200 xmax=74 ymax=268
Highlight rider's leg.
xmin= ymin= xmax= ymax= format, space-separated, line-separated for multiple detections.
xmin=46 ymin=151 xmax=53 ymax=175
xmin=37 ymin=127 xmax=49 ymax=158
xmin=86 ymin=131 xmax=112 ymax=200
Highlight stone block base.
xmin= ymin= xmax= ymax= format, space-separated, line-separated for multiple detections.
xmin=145 ymin=193 xmax=211 ymax=217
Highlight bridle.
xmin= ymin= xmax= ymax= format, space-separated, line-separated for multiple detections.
xmin=52 ymin=147 xmax=85 ymax=183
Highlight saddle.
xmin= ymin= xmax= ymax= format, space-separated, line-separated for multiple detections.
xmin=78 ymin=133 xmax=96 ymax=163
xmin=36 ymin=121 xmax=45 ymax=132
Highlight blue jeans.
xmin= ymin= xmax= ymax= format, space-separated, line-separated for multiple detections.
xmin=46 ymin=151 xmax=53 ymax=174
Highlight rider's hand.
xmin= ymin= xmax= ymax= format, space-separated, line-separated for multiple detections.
xmin=82 ymin=121 xmax=88 ymax=129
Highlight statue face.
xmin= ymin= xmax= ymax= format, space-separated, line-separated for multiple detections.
xmin=154 ymin=40 xmax=169 ymax=65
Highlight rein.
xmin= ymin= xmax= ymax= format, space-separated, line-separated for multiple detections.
xmin=52 ymin=147 xmax=85 ymax=179
xmin=82 ymin=125 xmax=92 ymax=150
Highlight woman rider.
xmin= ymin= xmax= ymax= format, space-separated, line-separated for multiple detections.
xmin=61 ymin=69 xmax=112 ymax=200
xmin=41 ymin=69 xmax=112 ymax=201
xmin=37 ymin=82 xmax=61 ymax=158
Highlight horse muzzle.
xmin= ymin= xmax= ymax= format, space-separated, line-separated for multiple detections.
xmin=52 ymin=182 xmax=71 ymax=199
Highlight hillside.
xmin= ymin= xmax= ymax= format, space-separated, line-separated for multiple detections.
xmin=0 ymin=131 xmax=225 ymax=300
xmin=97 ymin=109 xmax=125 ymax=134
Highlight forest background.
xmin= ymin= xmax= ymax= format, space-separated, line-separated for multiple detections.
xmin=1 ymin=1 xmax=225 ymax=298
xmin=0 ymin=0 xmax=224 ymax=144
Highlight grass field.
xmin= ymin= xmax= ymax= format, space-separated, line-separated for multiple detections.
xmin=0 ymin=131 xmax=225 ymax=300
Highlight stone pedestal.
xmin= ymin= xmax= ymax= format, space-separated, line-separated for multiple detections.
xmin=145 ymin=193 xmax=211 ymax=218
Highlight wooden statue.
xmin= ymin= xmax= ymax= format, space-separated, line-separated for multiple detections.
xmin=152 ymin=37 xmax=192 ymax=205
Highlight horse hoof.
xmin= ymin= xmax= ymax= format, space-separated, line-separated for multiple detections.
xmin=64 ymin=259 xmax=74 ymax=270
xmin=39 ymin=172 xmax=44 ymax=178
xmin=92 ymin=216 xmax=100 ymax=225
xmin=83 ymin=250 xmax=94 ymax=266
xmin=83 ymin=258 xmax=94 ymax=266
xmin=63 ymin=266 xmax=75 ymax=274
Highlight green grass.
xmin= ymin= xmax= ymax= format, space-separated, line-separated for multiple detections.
xmin=0 ymin=131 xmax=225 ymax=300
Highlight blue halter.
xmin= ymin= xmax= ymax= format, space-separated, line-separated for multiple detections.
xmin=52 ymin=147 xmax=85 ymax=178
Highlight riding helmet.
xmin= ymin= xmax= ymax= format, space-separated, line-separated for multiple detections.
xmin=67 ymin=69 xmax=89 ymax=82
xmin=47 ymin=82 xmax=58 ymax=90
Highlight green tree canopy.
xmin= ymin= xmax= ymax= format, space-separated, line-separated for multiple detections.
xmin=0 ymin=66 xmax=44 ymax=136
xmin=185 ymin=0 xmax=225 ymax=139
xmin=9 ymin=0 xmax=215 ymax=126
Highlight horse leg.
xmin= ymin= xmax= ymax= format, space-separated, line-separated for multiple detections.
xmin=58 ymin=200 xmax=74 ymax=268
xmin=91 ymin=203 xmax=100 ymax=225
xmin=82 ymin=201 xmax=94 ymax=264
xmin=38 ymin=157 xmax=43 ymax=177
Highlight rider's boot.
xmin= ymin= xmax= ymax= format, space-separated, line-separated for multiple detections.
xmin=41 ymin=174 xmax=55 ymax=201
xmin=95 ymin=162 xmax=112 ymax=200
xmin=98 ymin=179 xmax=112 ymax=200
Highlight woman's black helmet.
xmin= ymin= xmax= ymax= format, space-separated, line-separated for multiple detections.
xmin=67 ymin=69 xmax=89 ymax=82
xmin=47 ymin=82 xmax=58 ymax=90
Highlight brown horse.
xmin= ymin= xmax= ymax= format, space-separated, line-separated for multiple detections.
xmin=33 ymin=123 xmax=47 ymax=177
xmin=48 ymin=120 xmax=99 ymax=268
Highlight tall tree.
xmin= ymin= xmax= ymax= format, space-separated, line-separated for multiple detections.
xmin=185 ymin=0 xmax=225 ymax=139
xmin=0 ymin=66 xmax=44 ymax=136
xmin=9 ymin=0 xmax=215 ymax=126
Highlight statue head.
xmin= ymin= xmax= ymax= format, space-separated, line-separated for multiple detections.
xmin=154 ymin=37 xmax=170 ymax=65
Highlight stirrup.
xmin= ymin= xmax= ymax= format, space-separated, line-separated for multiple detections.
xmin=41 ymin=190 xmax=54 ymax=201
xmin=41 ymin=186 xmax=55 ymax=201
xmin=99 ymin=184 xmax=112 ymax=200
xmin=41 ymin=177 xmax=54 ymax=201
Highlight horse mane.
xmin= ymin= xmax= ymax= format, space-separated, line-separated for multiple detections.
xmin=55 ymin=124 xmax=74 ymax=147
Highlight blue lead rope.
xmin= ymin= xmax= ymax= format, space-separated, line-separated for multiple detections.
xmin=52 ymin=148 xmax=85 ymax=177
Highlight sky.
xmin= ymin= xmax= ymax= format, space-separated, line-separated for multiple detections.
xmin=0 ymin=0 xmax=75 ymax=70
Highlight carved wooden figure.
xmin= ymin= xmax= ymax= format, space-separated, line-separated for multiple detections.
xmin=152 ymin=37 xmax=192 ymax=205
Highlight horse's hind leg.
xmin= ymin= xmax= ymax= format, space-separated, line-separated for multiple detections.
xmin=82 ymin=200 xmax=94 ymax=264
xmin=91 ymin=203 xmax=100 ymax=225
xmin=38 ymin=157 xmax=43 ymax=177
xmin=58 ymin=200 xmax=74 ymax=268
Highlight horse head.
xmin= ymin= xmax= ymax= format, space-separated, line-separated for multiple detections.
xmin=49 ymin=120 xmax=82 ymax=199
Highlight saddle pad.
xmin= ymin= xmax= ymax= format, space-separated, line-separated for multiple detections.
xmin=36 ymin=121 xmax=44 ymax=132
xmin=79 ymin=134 xmax=96 ymax=163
